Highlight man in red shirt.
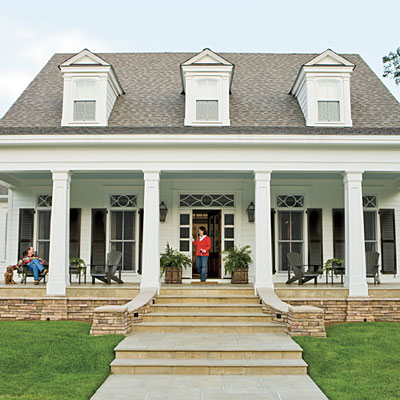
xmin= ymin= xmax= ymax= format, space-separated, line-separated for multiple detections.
xmin=192 ymin=226 xmax=211 ymax=282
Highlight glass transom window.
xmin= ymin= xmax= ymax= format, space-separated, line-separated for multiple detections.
xmin=277 ymin=195 xmax=304 ymax=208
xmin=180 ymin=194 xmax=234 ymax=207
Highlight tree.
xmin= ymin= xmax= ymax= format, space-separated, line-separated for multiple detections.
xmin=383 ymin=48 xmax=400 ymax=85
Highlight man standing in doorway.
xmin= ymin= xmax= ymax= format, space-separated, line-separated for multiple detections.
xmin=193 ymin=226 xmax=211 ymax=282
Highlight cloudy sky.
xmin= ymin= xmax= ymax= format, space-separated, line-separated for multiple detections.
xmin=1 ymin=0 xmax=399 ymax=118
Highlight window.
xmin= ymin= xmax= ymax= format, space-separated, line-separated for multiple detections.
xmin=179 ymin=213 xmax=191 ymax=252
xmin=180 ymin=194 xmax=234 ymax=207
xmin=73 ymin=80 xmax=96 ymax=121
xmin=196 ymin=80 xmax=219 ymax=121
xmin=110 ymin=210 xmax=136 ymax=272
xmin=278 ymin=211 xmax=303 ymax=271
xmin=317 ymin=81 xmax=340 ymax=122
xmin=224 ymin=214 xmax=235 ymax=250
xmin=318 ymin=101 xmax=340 ymax=122
xmin=364 ymin=211 xmax=377 ymax=252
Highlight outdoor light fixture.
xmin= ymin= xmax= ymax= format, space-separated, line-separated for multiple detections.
xmin=159 ymin=202 xmax=168 ymax=222
xmin=246 ymin=202 xmax=255 ymax=222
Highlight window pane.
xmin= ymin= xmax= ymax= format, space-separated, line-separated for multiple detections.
xmin=37 ymin=241 xmax=49 ymax=261
xmin=180 ymin=227 xmax=190 ymax=239
xmin=364 ymin=211 xmax=376 ymax=241
xmin=85 ymin=101 xmax=96 ymax=120
xmin=111 ymin=212 xmax=123 ymax=240
xmin=180 ymin=240 xmax=189 ymax=252
xmin=365 ymin=242 xmax=377 ymax=252
xmin=123 ymin=242 xmax=135 ymax=271
xmin=74 ymin=101 xmax=86 ymax=121
xmin=180 ymin=214 xmax=190 ymax=225
xmin=224 ymin=227 xmax=234 ymax=239
xmin=196 ymin=100 xmax=218 ymax=121
xmin=291 ymin=212 xmax=303 ymax=240
xmin=292 ymin=242 xmax=303 ymax=256
xmin=196 ymin=100 xmax=208 ymax=120
xmin=38 ymin=211 xmax=51 ymax=240
xmin=224 ymin=240 xmax=234 ymax=250
xmin=207 ymin=101 xmax=218 ymax=120
xmin=85 ymin=80 xmax=95 ymax=98
xmin=279 ymin=211 xmax=291 ymax=240
xmin=224 ymin=214 xmax=234 ymax=226
xmin=123 ymin=211 xmax=135 ymax=241
xmin=318 ymin=101 xmax=339 ymax=121
xmin=198 ymin=79 xmax=218 ymax=98
xmin=111 ymin=241 xmax=122 ymax=253
xmin=279 ymin=242 xmax=290 ymax=271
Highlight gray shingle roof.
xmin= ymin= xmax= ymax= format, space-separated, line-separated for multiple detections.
xmin=1 ymin=52 xmax=400 ymax=134
xmin=0 ymin=185 xmax=8 ymax=195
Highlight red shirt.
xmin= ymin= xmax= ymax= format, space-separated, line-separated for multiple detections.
xmin=193 ymin=235 xmax=211 ymax=256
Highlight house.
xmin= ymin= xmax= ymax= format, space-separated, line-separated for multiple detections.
xmin=0 ymin=48 xmax=399 ymax=298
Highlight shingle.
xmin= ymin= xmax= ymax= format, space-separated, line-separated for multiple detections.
xmin=1 ymin=52 xmax=400 ymax=133
xmin=0 ymin=185 xmax=8 ymax=195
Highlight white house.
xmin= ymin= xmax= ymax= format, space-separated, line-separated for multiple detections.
xmin=0 ymin=48 xmax=399 ymax=298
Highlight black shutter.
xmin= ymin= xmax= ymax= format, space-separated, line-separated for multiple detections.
xmin=271 ymin=209 xmax=276 ymax=274
xmin=91 ymin=209 xmax=106 ymax=266
xmin=70 ymin=209 xmax=81 ymax=259
xmin=333 ymin=209 xmax=345 ymax=260
xmin=138 ymin=208 xmax=144 ymax=275
xmin=18 ymin=209 xmax=34 ymax=260
xmin=380 ymin=209 xmax=397 ymax=274
xmin=308 ymin=209 xmax=323 ymax=266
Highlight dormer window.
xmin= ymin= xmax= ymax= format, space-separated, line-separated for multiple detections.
xmin=181 ymin=49 xmax=234 ymax=126
xmin=60 ymin=49 xmax=124 ymax=127
xmin=290 ymin=49 xmax=354 ymax=127
xmin=73 ymin=80 xmax=96 ymax=121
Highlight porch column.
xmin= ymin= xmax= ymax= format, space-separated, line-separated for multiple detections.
xmin=254 ymin=171 xmax=274 ymax=291
xmin=47 ymin=171 xmax=71 ymax=296
xmin=140 ymin=171 xmax=160 ymax=291
xmin=343 ymin=171 xmax=368 ymax=297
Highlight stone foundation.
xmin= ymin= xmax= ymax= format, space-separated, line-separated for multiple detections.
xmin=287 ymin=306 xmax=326 ymax=337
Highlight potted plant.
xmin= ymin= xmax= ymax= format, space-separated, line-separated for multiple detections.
xmin=69 ymin=257 xmax=87 ymax=283
xmin=223 ymin=245 xmax=252 ymax=284
xmin=323 ymin=258 xmax=344 ymax=272
xmin=160 ymin=243 xmax=192 ymax=284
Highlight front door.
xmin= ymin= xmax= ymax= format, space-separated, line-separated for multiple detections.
xmin=192 ymin=210 xmax=221 ymax=279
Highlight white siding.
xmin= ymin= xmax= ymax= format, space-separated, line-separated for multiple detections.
xmin=297 ymin=81 xmax=308 ymax=120
xmin=106 ymin=81 xmax=117 ymax=120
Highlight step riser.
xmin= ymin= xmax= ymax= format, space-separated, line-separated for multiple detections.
xmin=111 ymin=365 xmax=307 ymax=375
xmin=115 ymin=350 xmax=302 ymax=360
xmin=156 ymin=297 xmax=260 ymax=304
xmin=152 ymin=306 xmax=260 ymax=313
xmin=131 ymin=325 xmax=285 ymax=333
xmin=159 ymin=289 xmax=254 ymax=296
xmin=144 ymin=315 xmax=270 ymax=323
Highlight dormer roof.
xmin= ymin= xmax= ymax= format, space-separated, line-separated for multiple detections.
xmin=180 ymin=48 xmax=235 ymax=94
xmin=59 ymin=48 xmax=111 ymax=66
xmin=304 ymin=49 xmax=355 ymax=67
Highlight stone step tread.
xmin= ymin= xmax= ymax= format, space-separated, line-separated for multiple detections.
xmin=152 ymin=303 xmax=261 ymax=307
xmin=146 ymin=312 xmax=267 ymax=317
xmin=157 ymin=294 xmax=258 ymax=298
xmin=134 ymin=321 xmax=285 ymax=327
xmin=111 ymin=358 xmax=307 ymax=367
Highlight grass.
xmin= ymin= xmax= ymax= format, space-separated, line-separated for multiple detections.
xmin=294 ymin=322 xmax=400 ymax=400
xmin=0 ymin=321 xmax=123 ymax=400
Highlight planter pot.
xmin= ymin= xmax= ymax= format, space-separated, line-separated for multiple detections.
xmin=164 ymin=266 xmax=182 ymax=284
xmin=231 ymin=266 xmax=248 ymax=284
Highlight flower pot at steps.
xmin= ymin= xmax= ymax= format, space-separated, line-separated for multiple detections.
xmin=231 ymin=266 xmax=248 ymax=284
xmin=164 ymin=266 xmax=182 ymax=284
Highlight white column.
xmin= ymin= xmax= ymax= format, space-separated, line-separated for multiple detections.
xmin=47 ymin=171 xmax=71 ymax=296
xmin=343 ymin=171 xmax=368 ymax=297
xmin=141 ymin=171 xmax=160 ymax=291
xmin=254 ymin=171 xmax=274 ymax=291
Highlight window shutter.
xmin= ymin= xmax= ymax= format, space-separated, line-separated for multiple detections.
xmin=18 ymin=209 xmax=34 ymax=260
xmin=70 ymin=209 xmax=81 ymax=259
xmin=138 ymin=208 xmax=144 ymax=275
xmin=91 ymin=209 xmax=106 ymax=266
xmin=271 ymin=209 xmax=276 ymax=274
xmin=333 ymin=209 xmax=345 ymax=260
xmin=308 ymin=209 xmax=323 ymax=266
xmin=380 ymin=209 xmax=397 ymax=274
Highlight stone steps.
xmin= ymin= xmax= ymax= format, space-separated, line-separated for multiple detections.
xmin=155 ymin=295 xmax=260 ymax=304
xmin=131 ymin=321 xmax=285 ymax=333
xmin=110 ymin=357 xmax=307 ymax=375
xmin=159 ymin=287 xmax=254 ymax=296
xmin=151 ymin=303 xmax=261 ymax=313
xmin=144 ymin=311 xmax=270 ymax=323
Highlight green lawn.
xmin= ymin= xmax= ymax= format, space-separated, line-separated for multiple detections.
xmin=294 ymin=323 xmax=400 ymax=400
xmin=0 ymin=321 xmax=123 ymax=400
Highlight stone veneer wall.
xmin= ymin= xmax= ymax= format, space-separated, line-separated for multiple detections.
xmin=285 ymin=298 xmax=400 ymax=325
xmin=0 ymin=297 xmax=130 ymax=321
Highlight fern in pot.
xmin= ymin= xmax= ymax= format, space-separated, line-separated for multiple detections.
xmin=223 ymin=245 xmax=252 ymax=284
xmin=160 ymin=243 xmax=192 ymax=284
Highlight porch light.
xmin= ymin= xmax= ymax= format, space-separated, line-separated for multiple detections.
xmin=246 ymin=202 xmax=255 ymax=222
xmin=159 ymin=202 xmax=168 ymax=222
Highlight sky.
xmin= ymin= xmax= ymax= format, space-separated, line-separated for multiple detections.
xmin=0 ymin=0 xmax=399 ymax=118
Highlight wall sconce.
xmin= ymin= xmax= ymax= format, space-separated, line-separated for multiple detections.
xmin=159 ymin=202 xmax=168 ymax=222
xmin=246 ymin=202 xmax=255 ymax=222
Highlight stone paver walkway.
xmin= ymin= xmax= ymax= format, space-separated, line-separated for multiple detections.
xmin=91 ymin=374 xmax=328 ymax=400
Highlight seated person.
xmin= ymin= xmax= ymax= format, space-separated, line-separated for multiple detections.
xmin=13 ymin=246 xmax=48 ymax=285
